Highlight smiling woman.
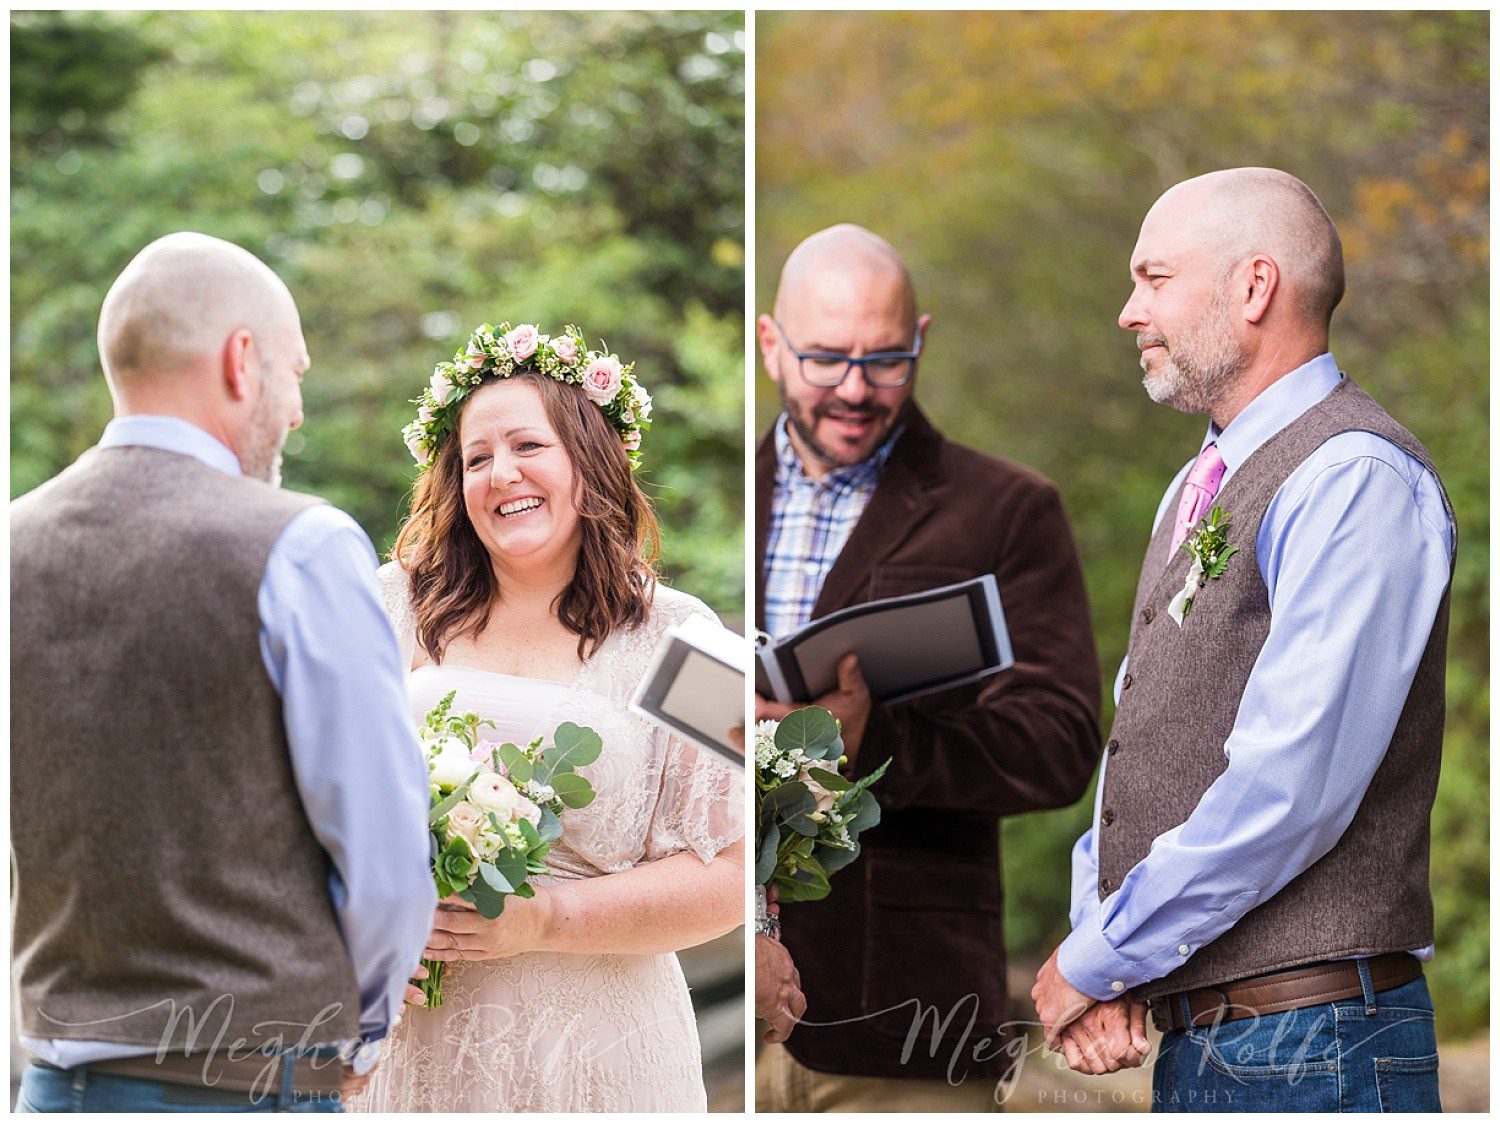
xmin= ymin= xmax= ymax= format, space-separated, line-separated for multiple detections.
xmin=352 ymin=339 xmax=744 ymax=1111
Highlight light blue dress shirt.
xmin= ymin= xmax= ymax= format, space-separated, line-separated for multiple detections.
xmin=22 ymin=415 xmax=436 ymax=1070
xmin=1059 ymin=355 xmax=1453 ymax=1002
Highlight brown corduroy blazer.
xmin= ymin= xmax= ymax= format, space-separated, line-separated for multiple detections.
xmin=757 ymin=403 xmax=1102 ymax=1083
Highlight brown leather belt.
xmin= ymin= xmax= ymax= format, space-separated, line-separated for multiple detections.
xmin=70 ymin=1050 xmax=345 ymax=1098
xmin=1149 ymin=952 xmax=1423 ymax=1033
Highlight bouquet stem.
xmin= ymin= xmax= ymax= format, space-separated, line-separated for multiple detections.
xmin=417 ymin=957 xmax=447 ymax=1008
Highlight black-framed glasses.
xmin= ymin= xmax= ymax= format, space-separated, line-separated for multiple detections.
xmin=772 ymin=318 xmax=923 ymax=388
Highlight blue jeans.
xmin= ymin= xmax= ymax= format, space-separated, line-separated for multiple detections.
xmin=15 ymin=1064 xmax=344 ymax=1113
xmin=1152 ymin=970 xmax=1441 ymax=1112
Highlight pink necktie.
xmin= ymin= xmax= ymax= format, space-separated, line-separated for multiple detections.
xmin=1169 ymin=443 xmax=1227 ymax=557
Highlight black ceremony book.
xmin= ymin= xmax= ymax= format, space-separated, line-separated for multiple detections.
xmin=755 ymin=574 xmax=1013 ymax=704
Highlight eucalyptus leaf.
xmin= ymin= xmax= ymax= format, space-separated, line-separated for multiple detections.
xmin=496 ymin=743 xmax=532 ymax=784
xmin=773 ymin=707 xmax=841 ymax=758
xmin=550 ymin=772 xmax=596 ymax=809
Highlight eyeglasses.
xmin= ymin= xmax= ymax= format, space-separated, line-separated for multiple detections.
xmin=772 ymin=318 xmax=923 ymax=389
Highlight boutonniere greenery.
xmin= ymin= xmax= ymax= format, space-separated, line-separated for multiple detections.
xmin=1168 ymin=505 xmax=1238 ymax=626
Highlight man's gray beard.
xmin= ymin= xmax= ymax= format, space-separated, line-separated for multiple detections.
xmin=1141 ymin=309 xmax=1249 ymax=415
xmin=241 ymin=405 xmax=287 ymax=487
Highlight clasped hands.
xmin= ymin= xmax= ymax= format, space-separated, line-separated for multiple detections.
xmin=1031 ymin=949 xmax=1151 ymax=1075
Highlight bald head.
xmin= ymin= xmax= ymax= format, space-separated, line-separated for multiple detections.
xmin=774 ymin=223 xmax=918 ymax=326
xmin=98 ymin=232 xmax=299 ymax=389
xmin=1146 ymin=168 xmax=1344 ymax=327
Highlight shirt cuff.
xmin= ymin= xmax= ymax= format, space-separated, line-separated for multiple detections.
xmin=1057 ymin=907 xmax=1153 ymax=1002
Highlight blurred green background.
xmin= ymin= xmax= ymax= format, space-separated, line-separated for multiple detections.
xmin=758 ymin=11 xmax=1488 ymax=1038
xmin=11 ymin=10 xmax=745 ymax=618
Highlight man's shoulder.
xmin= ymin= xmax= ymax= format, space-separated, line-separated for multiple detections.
xmin=927 ymin=429 xmax=1063 ymax=506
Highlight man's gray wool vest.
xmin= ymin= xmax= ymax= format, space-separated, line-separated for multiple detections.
xmin=1099 ymin=380 xmax=1453 ymax=1000
xmin=11 ymin=445 xmax=362 ymax=1052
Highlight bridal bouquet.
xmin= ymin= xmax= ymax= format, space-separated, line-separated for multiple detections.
xmin=419 ymin=690 xmax=600 ymax=1006
xmin=753 ymin=706 xmax=889 ymax=907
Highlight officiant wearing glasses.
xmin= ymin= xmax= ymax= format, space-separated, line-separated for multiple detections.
xmin=753 ymin=224 xmax=1102 ymax=1111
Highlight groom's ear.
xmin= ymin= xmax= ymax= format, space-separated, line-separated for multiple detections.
xmin=221 ymin=328 xmax=257 ymax=402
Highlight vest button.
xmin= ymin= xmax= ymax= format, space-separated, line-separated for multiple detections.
xmin=1101 ymin=808 xmax=1115 ymax=826
xmin=1107 ymin=738 xmax=1119 ymax=754
xmin=1121 ymin=673 xmax=1133 ymax=690
xmin=1142 ymin=607 xmax=1154 ymax=624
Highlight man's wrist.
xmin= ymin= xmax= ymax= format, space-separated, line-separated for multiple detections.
xmin=1056 ymin=911 xmax=1149 ymax=1003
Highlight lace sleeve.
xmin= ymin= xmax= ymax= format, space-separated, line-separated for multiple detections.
xmin=643 ymin=590 xmax=746 ymax=864
xmin=376 ymin=561 xmax=417 ymax=676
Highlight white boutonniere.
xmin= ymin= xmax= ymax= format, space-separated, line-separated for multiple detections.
xmin=1167 ymin=505 xmax=1239 ymax=627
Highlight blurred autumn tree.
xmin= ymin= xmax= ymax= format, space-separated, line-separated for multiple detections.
xmin=12 ymin=10 xmax=745 ymax=616
xmin=758 ymin=10 xmax=1488 ymax=1034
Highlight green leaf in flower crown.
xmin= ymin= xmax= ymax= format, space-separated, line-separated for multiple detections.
xmin=805 ymin=767 xmax=851 ymax=791
xmin=755 ymin=823 xmax=781 ymax=885
xmin=541 ymin=723 xmax=603 ymax=779
xmin=550 ymin=772 xmax=596 ymax=809
xmin=773 ymin=707 xmax=841 ymax=759
xmin=496 ymin=743 xmax=532 ymax=784
xmin=536 ymin=806 xmax=563 ymax=844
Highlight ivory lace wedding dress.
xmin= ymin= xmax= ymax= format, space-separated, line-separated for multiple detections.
xmin=349 ymin=564 xmax=742 ymax=1112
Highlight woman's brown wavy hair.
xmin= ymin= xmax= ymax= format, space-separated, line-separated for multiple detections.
xmin=393 ymin=370 xmax=659 ymax=663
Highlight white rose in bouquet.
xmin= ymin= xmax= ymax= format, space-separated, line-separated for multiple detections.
xmin=470 ymin=772 xmax=520 ymax=814
xmin=798 ymin=769 xmax=840 ymax=814
xmin=446 ymin=800 xmax=483 ymax=840
xmin=470 ymin=772 xmax=543 ymax=825
xmin=429 ymin=737 xmax=477 ymax=788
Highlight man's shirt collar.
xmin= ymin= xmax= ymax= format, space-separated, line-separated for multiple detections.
xmin=1206 ymin=352 xmax=1343 ymax=474
xmin=99 ymin=415 xmax=243 ymax=477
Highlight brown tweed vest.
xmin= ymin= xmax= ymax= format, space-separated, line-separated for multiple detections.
xmin=1098 ymin=380 xmax=1452 ymax=1001
xmin=11 ymin=445 xmax=362 ymax=1051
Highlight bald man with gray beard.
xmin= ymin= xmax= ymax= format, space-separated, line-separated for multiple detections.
xmin=11 ymin=233 xmax=436 ymax=1112
xmin=1032 ymin=169 xmax=1454 ymax=1113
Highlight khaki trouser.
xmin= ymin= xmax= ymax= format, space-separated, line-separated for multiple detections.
xmin=756 ymin=1042 xmax=1004 ymax=1113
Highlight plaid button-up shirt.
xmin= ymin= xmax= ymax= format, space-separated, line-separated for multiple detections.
xmin=762 ymin=414 xmax=904 ymax=638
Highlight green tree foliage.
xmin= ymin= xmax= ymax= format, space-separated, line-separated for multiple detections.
xmin=758 ymin=10 xmax=1487 ymax=1034
xmin=12 ymin=10 xmax=745 ymax=616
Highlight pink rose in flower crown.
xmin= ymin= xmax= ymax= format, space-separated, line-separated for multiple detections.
xmin=429 ymin=369 xmax=454 ymax=405
xmin=463 ymin=343 xmax=487 ymax=370
xmin=623 ymin=430 xmax=642 ymax=452
xmin=417 ymin=403 xmax=435 ymax=425
xmin=507 ymin=324 xmax=539 ymax=362
xmin=551 ymin=335 xmax=579 ymax=365
xmin=582 ymin=356 xmax=623 ymax=406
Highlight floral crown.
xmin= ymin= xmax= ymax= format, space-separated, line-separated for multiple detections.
xmin=402 ymin=321 xmax=651 ymax=472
